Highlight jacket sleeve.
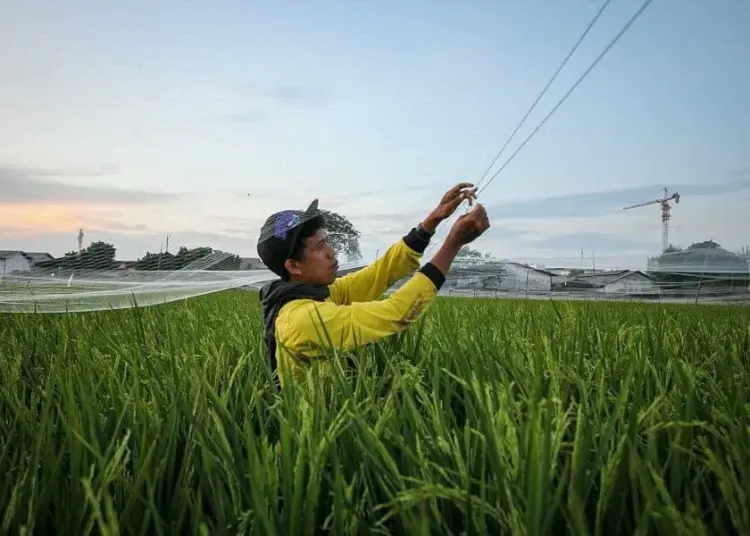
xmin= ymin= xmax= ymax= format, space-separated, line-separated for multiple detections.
xmin=328 ymin=225 xmax=434 ymax=305
xmin=277 ymin=263 xmax=446 ymax=356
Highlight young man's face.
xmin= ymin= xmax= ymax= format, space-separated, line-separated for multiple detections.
xmin=284 ymin=228 xmax=339 ymax=285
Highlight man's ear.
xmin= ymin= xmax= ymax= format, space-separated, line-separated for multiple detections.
xmin=284 ymin=258 xmax=303 ymax=277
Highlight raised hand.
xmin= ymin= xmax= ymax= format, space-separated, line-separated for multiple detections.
xmin=446 ymin=203 xmax=490 ymax=247
xmin=432 ymin=182 xmax=478 ymax=221
xmin=428 ymin=203 xmax=491 ymax=276
xmin=421 ymin=182 xmax=478 ymax=233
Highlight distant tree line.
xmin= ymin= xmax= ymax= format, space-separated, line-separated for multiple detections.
xmin=36 ymin=209 xmax=363 ymax=272
xmin=51 ymin=241 xmax=118 ymax=270
xmin=456 ymin=246 xmax=490 ymax=259
xmin=38 ymin=242 xmax=241 ymax=271
xmin=134 ymin=247 xmax=242 ymax=271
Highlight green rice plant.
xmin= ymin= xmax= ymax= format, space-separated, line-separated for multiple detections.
xmin=0 ymin=291 xmax=748 ymax=535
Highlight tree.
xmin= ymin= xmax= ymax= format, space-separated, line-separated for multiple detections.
xmin=135 ymin=246 xmax=241 ymax=271
xmin=174 ymin=246 xmax=214 ymax=269
xmin=207 ymin=250 xmax=242 ymax=270
xmin=457 ymin=246 xmax=484 ymax=258
xmin=60 ymin=241 xmax=117 ymax=270
xmin=135 ymin=251 xmax=176 ymax=270
xmin=322 ymin=210 xmax=362 ymax=262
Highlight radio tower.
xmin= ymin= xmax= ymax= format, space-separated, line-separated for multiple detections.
xmin=78 ymin=228 xmax=84 ymax=253
xmin=622 ymin=188 xmax=680 ymax=252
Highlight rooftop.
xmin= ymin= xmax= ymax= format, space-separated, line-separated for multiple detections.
xmin=568 ymin=270 xmax=651 ymax=286
xmin=0 ymin=250 xmax=54 ymax=262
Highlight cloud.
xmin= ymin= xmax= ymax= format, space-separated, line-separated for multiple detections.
xmin=1 ymin=204 xmax=95 ymax=235
xmin=212 ymin=189 xmax=434 ymax=238
xmin=239 ymin=83 xmax=333 ymax=108
xmin=3 ymin=169 xmax=746 ymax=268
xmin=220 ymin=227 xmax=261 ymax=239
xmin=217 ymin=82 xmax=334 ymax=123
xmin=523 ymin=232 xmax=657 ymax=253
xmin=353 ymin=180 xmax=750 ymax=229
xmin=0 ymin=166 xmax=185 ymax=205
xmin=483 ymin=180 xmax=750 ymax=220
xmin=223 ymin=184 xmax=436 ymax=214
xmin=22 ymin=162 xmax=122 ymax=178
xmin=0 ymin=202 xmax=160 ymax=239
xmin=0 ymin=165 xmax=192 ymax=241
xmin=726 ymin=167 xmax=750 ymax=177
xmin=94 ymin=221 xmax=152 ymax=234
xmin=0 ymin=228 xmax=260 ymax=261
xmin=356 ymin=209 xmax=425 ymax=226
xmin=472 ymin=188 xmax=750 ymax=264
xmin=209 ymin=213 xmax=267 ymax=229
xmin=204 ymin=183 xmax=750 ymax=262
xmin=216 ymin=110 xmax=268 ymax=124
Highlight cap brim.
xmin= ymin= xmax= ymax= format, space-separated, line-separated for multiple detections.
xmin=305 ymin=198 xmax=319 ymax=215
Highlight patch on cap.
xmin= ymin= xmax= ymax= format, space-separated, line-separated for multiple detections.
xmin=274 ymin=210 xmax=301 ymax=240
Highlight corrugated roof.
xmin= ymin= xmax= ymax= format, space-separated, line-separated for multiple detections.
xmin=453 ymin=260 xmax=556 ymax=276
xmin=0 ymin=251 xmax=29 ymax=262
xmin=0 ymin=251 xmax=54 ymax=263
xmin=24 ymin=252 xmax=54 ymax=262
xmin=569 ymin=270 xmax=651 ymax=286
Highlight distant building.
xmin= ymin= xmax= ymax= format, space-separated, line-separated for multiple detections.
xmin=649 ymin=242 xmax=749 ymax=277
xmin=564 ymin=270 xmax=658 ymax=296
xmin=648 ymin=243 xmax=750 ymax=293
xmin=0 ymin=251 xmax=54 ymax=276
xmin=496 ymin=262 xmax=554 ymax=292
xmin=113 ymin=261 xmax=138 ymax=272
xmin=447 ymin=261 xmax=555 ymax=293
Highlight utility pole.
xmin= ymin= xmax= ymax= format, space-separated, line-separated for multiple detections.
xmin=165 ymin=235 xmax=170 ymax=254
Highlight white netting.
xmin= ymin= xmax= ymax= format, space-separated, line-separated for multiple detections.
xmin=0 ymin=239 xmax=368 ymax=313
xmin=1 ymin=240 xmax=749 ymax=313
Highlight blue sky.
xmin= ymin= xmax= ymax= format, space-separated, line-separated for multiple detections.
xmin=1 ymin=0 xmax=748 ymax=269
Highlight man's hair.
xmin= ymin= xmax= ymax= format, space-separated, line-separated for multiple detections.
xmin=281 ymin=214 xmax=326 ymax=281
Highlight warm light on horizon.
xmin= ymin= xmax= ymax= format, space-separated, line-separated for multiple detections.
xmin=0 ymin=203 xmax=93 ymax=234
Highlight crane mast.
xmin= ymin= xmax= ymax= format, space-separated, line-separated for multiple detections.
xmin=622 ymin=187 xmax=680 ymax=252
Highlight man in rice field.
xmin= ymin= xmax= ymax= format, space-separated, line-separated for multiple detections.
xmin=256 ymin=183 xmax=490 ymax=387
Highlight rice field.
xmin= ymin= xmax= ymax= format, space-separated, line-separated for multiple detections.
xmin=1 ymin=291 xmax=748 ymax=535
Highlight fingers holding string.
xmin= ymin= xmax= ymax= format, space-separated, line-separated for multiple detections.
xmin=460 ymin=185 xmax=479 ymax=212
xmin=451 ymin=182 xmax=474 ymax=194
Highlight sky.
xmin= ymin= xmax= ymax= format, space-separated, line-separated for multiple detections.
xmin=1 ymin=0 xmax=749 ymax=270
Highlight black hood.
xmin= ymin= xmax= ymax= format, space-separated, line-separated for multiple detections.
xmin=259 ymin=279 xmax=330 ymax=386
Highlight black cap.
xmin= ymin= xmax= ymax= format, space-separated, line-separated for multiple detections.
xmin=256 ymin=199 xmax=323 ymax=277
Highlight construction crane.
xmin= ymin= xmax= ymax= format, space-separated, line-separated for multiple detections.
xmin=622 ymin=187 xmax=680 ymax=253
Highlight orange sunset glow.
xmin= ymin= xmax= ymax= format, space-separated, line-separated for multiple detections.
xmin=0 ymin=203 xmax=117 ymax=234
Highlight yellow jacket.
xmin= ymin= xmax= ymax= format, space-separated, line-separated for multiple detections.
xmin=272 ymin=228 xmax=445 ymax=385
